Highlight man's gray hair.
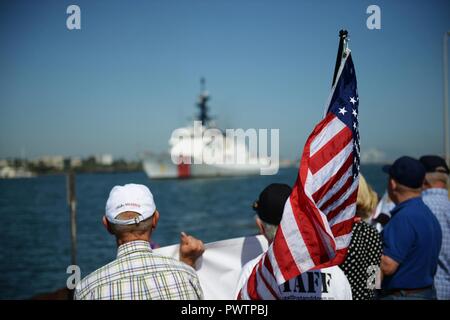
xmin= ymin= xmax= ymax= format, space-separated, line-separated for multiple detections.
xmin=425 ymin=172 xmax=449 ymax=187
xmin=109 ymin=211 xmax=153 ymax=236
xmin=260 ymin=220 xmax=278 ymax=242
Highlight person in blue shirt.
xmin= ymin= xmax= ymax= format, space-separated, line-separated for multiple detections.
xmin=420 ymin=155 xmax=450 ymax=300
xmin=380 ymin=156 xmax=442 ymax=300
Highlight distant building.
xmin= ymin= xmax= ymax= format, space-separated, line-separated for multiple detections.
xmin=0 ymin=166 xmax=15 ymax=178
xmin=0 ymin=166 xmax=34 ymax=179
xmin=70 ymin=157 xmax=82 ymax=168
xmin=95 ymin=154 xmax=113 ymax=166
xmin=36 ymin=155 xmax=65 ymax=170
xmin=0 ymin=159 xmax=8 ymax=168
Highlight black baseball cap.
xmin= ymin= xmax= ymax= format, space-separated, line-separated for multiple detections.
xmin=252 ymin=183 xmax=292 ymax=225
xmin=382 ymin=156 xmax=426 ymax=189
xmin=419 ymin=155 xmax=450 ymax=174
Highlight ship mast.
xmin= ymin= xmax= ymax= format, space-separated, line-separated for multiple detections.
xmin=197 ymin=77 xmax=211 ymax=126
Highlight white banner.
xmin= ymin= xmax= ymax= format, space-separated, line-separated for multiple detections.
xmin=154 ymin=235 xmax=268 ymax=300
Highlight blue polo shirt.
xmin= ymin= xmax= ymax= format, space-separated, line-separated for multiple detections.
xmin=382 ymin=197 xmax=442 ymax=290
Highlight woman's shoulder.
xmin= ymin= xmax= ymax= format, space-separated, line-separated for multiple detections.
xmin=354 ymin=220 xmax=381 ymax=240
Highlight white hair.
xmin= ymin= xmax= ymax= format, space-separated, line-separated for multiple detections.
xmin=109 ymin=211 xmax=153 ymax=236
xmin=425 ymin=172 xmax=449 ymax=187
xmin=260 ymin=220 xmax=278 ymax=242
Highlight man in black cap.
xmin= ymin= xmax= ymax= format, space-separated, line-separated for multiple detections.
xmin=251 ymin=183 xmax=291 ymax=243
xmin=380 ymin=156 xmax=442 ymax=300
xmin=420 ymin=155 xmax=450 ymax=300
xmin=235 ymin=183 xmax=353 ymax=300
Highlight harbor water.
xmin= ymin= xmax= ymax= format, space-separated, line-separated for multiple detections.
xmin=0 ymin=165 xmax=387 ymax=299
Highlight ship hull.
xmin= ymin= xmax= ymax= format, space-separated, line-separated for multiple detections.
xmin=142 ymin=154 xmax=263 ymax=179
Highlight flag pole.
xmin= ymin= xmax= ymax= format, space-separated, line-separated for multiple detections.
xmin=332 ymin=30 xmax=348 ymax=87
xmin=443 ymin=31 xmax=450 ymax=165
xmin=67 ymin=171 xmax=77 ymax=267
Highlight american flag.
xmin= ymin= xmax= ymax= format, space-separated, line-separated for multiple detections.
xmin=239 ymin=49 xmax=360 ymax=300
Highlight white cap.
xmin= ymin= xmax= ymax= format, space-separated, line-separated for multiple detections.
xmin=105 ymin=184 xmax=156 ymax=225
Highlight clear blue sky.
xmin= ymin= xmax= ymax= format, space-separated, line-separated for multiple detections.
xmin=1 ymin=0 xmax=449 ymax=161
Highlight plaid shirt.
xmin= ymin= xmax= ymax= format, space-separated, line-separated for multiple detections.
xmin=74 ymin=240 xmax=203 ymax=300
xmin=423 ymin=188 xmax=450 ymax=300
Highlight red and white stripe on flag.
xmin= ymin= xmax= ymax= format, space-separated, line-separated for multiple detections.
xmin=239 ymin=50 xmax=359 ymax=300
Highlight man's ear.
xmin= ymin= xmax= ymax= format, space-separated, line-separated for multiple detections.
xmin=103 ymin=216 xmax=114 ymax=235
xmin=151 ymin=210 xmax=160 ymax=230
xmin=389 ymin=178 xmax=397 ymax=191
xmin=423 ymin=176 xmax=431 ymax=188
xmin=255 ymin=217 xmax=265 ymax=236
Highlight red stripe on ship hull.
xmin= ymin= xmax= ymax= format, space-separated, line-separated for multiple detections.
xmin=177 ymin=162 xmax=190 ymax=178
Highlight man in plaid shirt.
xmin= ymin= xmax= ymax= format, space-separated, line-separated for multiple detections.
xmin=421 ymin=155 xmax=450 ymax=300
xmin=74 ymin=184 xmax=204 ymax=300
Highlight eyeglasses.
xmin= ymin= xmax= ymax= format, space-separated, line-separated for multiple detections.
xmin=252 ymin=200 xmax=259 ymax=211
